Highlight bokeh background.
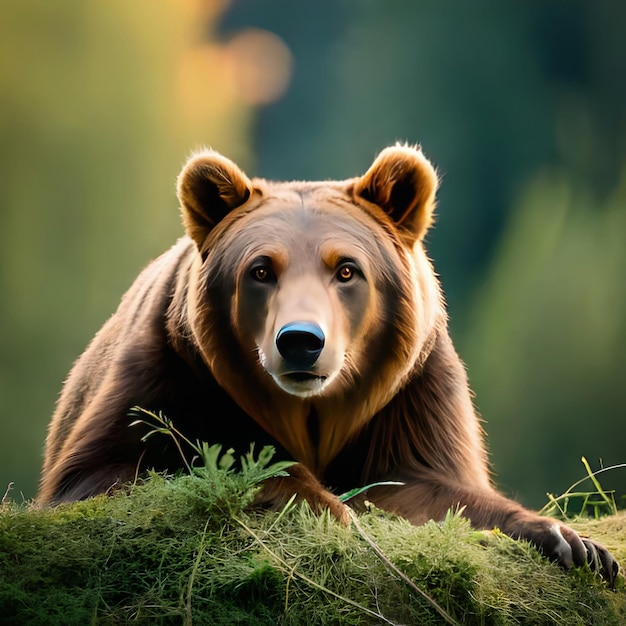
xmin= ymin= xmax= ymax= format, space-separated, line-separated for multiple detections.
xmin=1 ymin=0 xmax=624 ymax=509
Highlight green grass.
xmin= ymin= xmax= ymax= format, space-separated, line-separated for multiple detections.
xmin=540 ymin=457 xmax=626 ymax=520
xmin=0 ymin=444 xmax=624 ymax=625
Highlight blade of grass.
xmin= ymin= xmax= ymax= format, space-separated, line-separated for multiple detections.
xmin=580 ymin=456 xmax=617 ymax=516
xmin=339 ymin=481 xmax=405 ymax=503
xmin=182 ymin=518 xmax=211 ymax=626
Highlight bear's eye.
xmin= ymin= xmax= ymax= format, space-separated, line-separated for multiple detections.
xmin=252 ymin=267 xmax=271 ymax=282
xmin=336 ymin=261 xmax=360 ymax=283
xmin=250 ymin=259 xmax=275 ymax=283
xmin=337 ymin=265 xmax=353 ymax=281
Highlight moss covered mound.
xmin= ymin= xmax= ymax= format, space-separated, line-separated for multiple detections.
xmin=1 ymin=468 xmax=624 ymax=625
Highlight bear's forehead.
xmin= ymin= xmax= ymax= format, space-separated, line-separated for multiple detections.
xmin=241 ymin=184 xmax=376 ymax=242
xmin=252 ymin=179 xmax=353 ymax=210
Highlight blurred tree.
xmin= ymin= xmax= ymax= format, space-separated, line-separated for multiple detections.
xmin=462 ymin=169 xmax=626 ymax=508
xmin=0 ymin=0 xmax=252 ymax=499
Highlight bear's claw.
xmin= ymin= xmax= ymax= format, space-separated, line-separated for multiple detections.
xmin=544 ymin=524 xmax=619 ymax=588
xmin=582 ymin=538 xmax=619 ymax=589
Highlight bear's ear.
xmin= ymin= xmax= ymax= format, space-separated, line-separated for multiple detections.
xmin=353 ymin=144 xmax=439 ymax=240
xmin=177 ymin=149 xmax=253 ymax=247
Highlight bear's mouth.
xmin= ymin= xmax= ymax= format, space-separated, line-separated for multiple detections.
xmin=273 ymin=370 xmax=331 ymax=398
xmin=284 ymin=372 xmax=327 ymax=384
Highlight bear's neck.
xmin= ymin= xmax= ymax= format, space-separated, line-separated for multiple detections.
xmin=249 ymin=396 xmax=374 ymax=476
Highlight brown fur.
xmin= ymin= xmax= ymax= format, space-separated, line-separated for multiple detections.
xmin=38 ymin=144 xmax=618 ymax=584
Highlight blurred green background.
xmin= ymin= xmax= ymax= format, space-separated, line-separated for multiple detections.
xmin=1 ymin=1 xmax=624 ymax=509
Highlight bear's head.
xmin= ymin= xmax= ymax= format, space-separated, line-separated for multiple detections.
xmin=175 ymin=144 xmax=445 ymax=471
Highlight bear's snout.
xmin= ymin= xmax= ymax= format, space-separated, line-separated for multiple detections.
xmin=275 ymin=322 xmax=325 ymax=369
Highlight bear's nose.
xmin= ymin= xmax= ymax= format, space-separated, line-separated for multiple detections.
xmin=276 ymin=322 xmax=325 ymax=368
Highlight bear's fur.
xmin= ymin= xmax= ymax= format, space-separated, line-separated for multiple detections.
xmin=38 ymin=144 xmax=618 ymax=583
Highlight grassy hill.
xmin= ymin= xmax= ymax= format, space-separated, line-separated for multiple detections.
xmin=1 ymin=448 xmax=624 ymax=625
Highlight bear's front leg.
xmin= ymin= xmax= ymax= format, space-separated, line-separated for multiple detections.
xmin=255 ymin=463 xmax=350 ymax=525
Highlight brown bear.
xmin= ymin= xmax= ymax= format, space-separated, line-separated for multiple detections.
xmin=38 ymin=144 xmax=618 ymax=584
